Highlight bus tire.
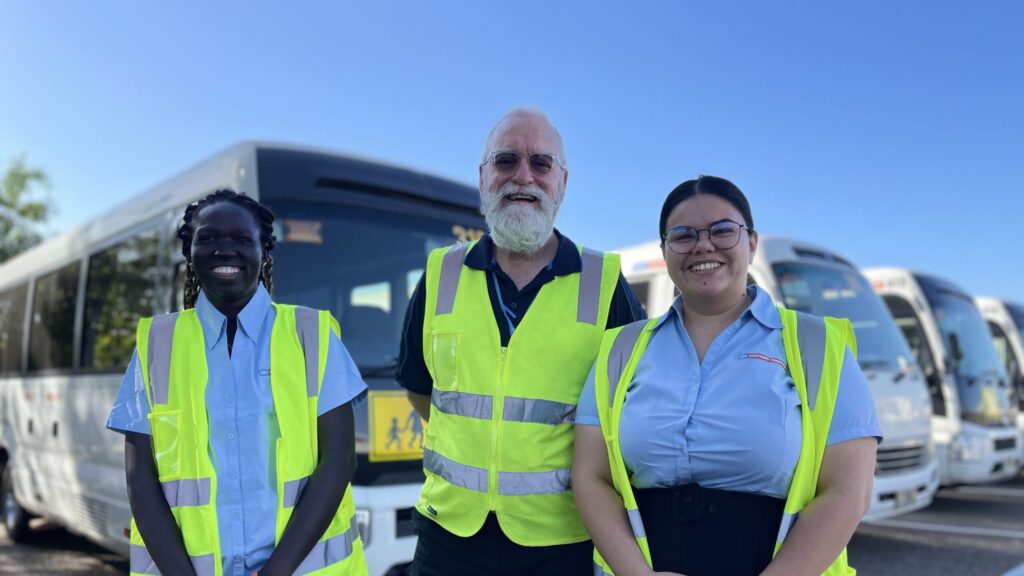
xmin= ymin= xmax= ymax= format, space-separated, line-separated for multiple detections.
xmin=1 ymin=464 xmax=32 ymax=542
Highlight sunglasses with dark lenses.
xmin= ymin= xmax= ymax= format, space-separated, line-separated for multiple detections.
xmin=481 ymin=151 xmax=566 ymax=175
xmin=664 ymin=220 xmax=749 ymax=254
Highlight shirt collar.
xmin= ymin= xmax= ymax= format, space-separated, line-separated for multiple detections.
xmin=656 ymin=284 xmax=784 ymax=331
xmin=194 ymin=284 xmax=273 ymax=350
xmin=464 ymin=229 xmax=581 ymax=277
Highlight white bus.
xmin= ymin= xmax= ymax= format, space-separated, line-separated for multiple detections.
xmin=0 ymin=142 xmax=486 ymax=576
xmin=975 ymin=297 xmax=1024 ymax=456
xmin=617 ymin=236 xmax=939 ymax=520
xmin=865 ymin=269 xmax=1020 ymax=485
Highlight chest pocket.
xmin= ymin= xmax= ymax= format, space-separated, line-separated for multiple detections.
xmin=430 ymin=331 xmax=460 ymax=391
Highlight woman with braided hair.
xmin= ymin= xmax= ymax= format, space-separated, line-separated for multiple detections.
xmin=108 ymin=189 xmax=368 ymax=575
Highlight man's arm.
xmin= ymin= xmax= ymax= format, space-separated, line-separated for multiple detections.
xmin=260 ymin=403 xmax=357 ymax=576
xmin=398 ymin=275 xmax=434 ymax=418
xmin=125 ymin=432 xmax=198 ymax=576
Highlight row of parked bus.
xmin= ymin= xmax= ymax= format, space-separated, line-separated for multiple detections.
xmin=617 ymin=237 xmax=1024 ymax=522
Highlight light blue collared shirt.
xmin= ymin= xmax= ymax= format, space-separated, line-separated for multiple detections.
xmin=577 ymin=285 xmax=880 ymax=498
xmin=106 ymin=285 xmax=367 ymax=576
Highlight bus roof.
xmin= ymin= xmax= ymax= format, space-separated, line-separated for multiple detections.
xmin=0 ymin=141 xmax=478 ymax=291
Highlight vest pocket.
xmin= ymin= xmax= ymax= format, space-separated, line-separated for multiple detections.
xmin=430 ymin=332 xmax=460 ymax=391
xmin=148 ymin=410 xmax=181 ymax=481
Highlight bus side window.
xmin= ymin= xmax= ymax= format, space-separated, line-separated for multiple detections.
xmin=81 ymin=231 xmax=159 ymax=371
xmin=883 ymin=294 xmax=946 ymax=417
xmin=28 ymin=262 xmax=81 ymax=372
xmin=0 ymin=284 xmax=29 ymax=375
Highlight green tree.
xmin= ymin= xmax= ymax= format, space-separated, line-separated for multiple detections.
xmin=0 ymin=156 xmax=53 ymax=263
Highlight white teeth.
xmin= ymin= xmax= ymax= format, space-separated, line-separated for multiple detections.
xmin=691 ymin=262 xmax=722 ymax=272
xmin=213 ymin=266 xmax=240 ymax=274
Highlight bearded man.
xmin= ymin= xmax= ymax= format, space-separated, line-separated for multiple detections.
xmin=397 ymin=108 xmax=645 ymax=576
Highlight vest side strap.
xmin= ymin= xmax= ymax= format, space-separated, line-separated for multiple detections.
xmin=502 ymin=396 xmax=577 ymax=425
xmin=577 ymin=248 xmax=604 ymax=325
xmin=498 ymin=467 xmax=572 ymax=496
xmin=283 ymin=476 xmax=310 ymax=508
xmin=436 ymin=243 xmax=469 ymax=315
xmin=294 ymin=516 xmax=361 ymax=575
xmin=431 ymin=390 xmax=494 ymax=420
xmin=161 ymin=478 xmax=211 ymax=508
xmin=423 ymin=448 xmax=488 ymax=493
xmin=147 ymin=313 xmax=179 ymax=406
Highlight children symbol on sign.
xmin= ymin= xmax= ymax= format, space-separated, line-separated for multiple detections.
xmin=384 ymin=410 xmax=425 ymax=451
xmin=405 ymin=409 xmax=424 ymax=449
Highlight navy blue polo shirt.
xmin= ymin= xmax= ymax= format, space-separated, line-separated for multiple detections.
xmin=398 ymin=231 xmax=645 ymax=396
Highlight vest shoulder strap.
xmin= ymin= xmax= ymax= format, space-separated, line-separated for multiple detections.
xmin=605 ymin=318 xmax=652 ymax=406
xmin=435 ymin=242 xmax=471 ymax=315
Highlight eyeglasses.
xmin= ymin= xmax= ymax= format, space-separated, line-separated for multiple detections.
xmin=480 ymin=151 xmax=566 ymax=175
xmin=663 ymin=220 xmax=749 ymax=254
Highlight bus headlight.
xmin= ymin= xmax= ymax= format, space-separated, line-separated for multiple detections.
xmin=354 ymin=509 xmax=371 ymax=548
xmin=949 ymin=433 xmax=988 ymax=462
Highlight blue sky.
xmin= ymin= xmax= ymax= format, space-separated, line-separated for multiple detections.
xmin=2 ymin=1 xmax=1022 ymax=300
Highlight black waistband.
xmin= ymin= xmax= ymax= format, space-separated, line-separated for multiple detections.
xmin=633 ymin=484 xmax=786 ymax=576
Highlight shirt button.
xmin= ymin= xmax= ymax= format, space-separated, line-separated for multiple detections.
xmin=227 ymin=433 xmax=235 ymax=440
xmin=510 ymin=302 xmax=517 ymax=309
xmin=233 ymin=513 xmax=240 ymax=521
xmin=230 ymin=472 xmax=237 ymax=480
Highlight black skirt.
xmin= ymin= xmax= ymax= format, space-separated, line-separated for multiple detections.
xmin=634 ymin=483 xmax=786 ymax=576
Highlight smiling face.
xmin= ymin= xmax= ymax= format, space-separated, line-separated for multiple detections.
xmin=663 ymin=193 xmax=757 ymax=305
xmin=189 ymin=201 xmax=263 ymax=310
xmin=478 ymin=112 xmax=567 ymax=253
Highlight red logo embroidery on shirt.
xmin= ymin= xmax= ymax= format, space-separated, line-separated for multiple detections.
xmin=738 ymin=353 xmax=787 ymax=370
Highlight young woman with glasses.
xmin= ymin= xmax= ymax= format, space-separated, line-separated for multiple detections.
xmin=572 ymin=176 xmax=880 ymax=575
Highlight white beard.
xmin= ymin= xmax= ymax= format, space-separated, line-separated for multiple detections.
xmin=480 ymin=182 xmax=561 ymax=255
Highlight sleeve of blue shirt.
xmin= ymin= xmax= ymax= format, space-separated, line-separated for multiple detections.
xmin=106 ymin=349 xmax=152 ymax=435
xmin=826 ymin=347 xmax=883 ymax=446
xmin=318 ymin=332 xmax=369 ymax=416
xmin=575 ymin=364 xmax=601 ymax=427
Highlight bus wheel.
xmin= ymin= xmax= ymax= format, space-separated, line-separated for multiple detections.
xmin=1 ymin=464 xmax=32 ymax=542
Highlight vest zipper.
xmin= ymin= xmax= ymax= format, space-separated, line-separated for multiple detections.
xmin=490 ymin=346 xmax=508 ymax=510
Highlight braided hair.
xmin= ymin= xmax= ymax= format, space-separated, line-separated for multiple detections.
xmin=177 ymin=189 xmax=277 ymax=309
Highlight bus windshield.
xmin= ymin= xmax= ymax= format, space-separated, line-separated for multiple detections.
xmin=918 ymin=278 xmax=1012 ymax=423
xmin=265 ymin=199 xmax=485 ymax=373
xmin=1005 ymin=302 xmax=1024 ymax=345
xmin=772 ymin=262 xmax=914 ymax=372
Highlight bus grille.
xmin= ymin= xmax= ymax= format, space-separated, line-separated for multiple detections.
xmin=876 ymin=443 xmax=927 ymax=475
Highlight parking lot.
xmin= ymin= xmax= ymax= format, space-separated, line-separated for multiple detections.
xmin=3 ymin=475 xmax=1024 ymax=576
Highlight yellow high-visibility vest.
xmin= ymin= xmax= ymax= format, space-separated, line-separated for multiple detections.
xmin=128 ymin=304 xmax=366 ymax=576
xmin=419 ymin=240 xmax=621 ymax=546
xmin=591 ymin=307 xmax=858 ymax=575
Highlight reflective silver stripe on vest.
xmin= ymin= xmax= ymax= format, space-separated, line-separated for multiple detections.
xmin=594 ymin=563 xmax=614 ymax=576
xmin=147 ymin=313 xmax=179 ymax=406
xmin=432 ymin=390 xmax=493 ymax=420
xmin=577 ymin=248 xmax=604 ymax=325
xmin=161 ymin=478 xmax=211 ymax=507
xmin=423 ymin=448 xmax=488 ymax=493
xmin=626 ymin=507 xmax=647 ymax=539
xmin=283 ymin=476 xmax=310 ymax=508
xmin=794 ymin=312 xmax=827 ymax=411
xmin=130 ymin=545 xmax=215 ymax=576
xmin=502 ymin=396 xmax=576 ymax=425
xmin=606 ymin=320 xmax=648 ymax=406
xmin=436 ymin=243 xmax=469 ymax=315
xmin=295 ymin=306 xmax=320 ymax=398
xmin=498 ymin=467 xmax=572 ymax=495
xmin=775 ymin=511 xmax=798 ymax=545
xmin=294 ymin=516 xmax=361 ymax=575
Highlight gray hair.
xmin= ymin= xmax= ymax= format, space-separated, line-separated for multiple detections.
xmin=481 ymin=107 xmax=566 ymax=166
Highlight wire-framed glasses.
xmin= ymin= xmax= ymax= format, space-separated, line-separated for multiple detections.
xmin=663 ymin=219 xmax=749 ymax=254
xmin=480 ymin=151 xmax=566 ymax=175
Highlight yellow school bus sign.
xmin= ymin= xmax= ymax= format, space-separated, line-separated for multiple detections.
xmin=368 ymin=390 xmax=427 ymax=462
